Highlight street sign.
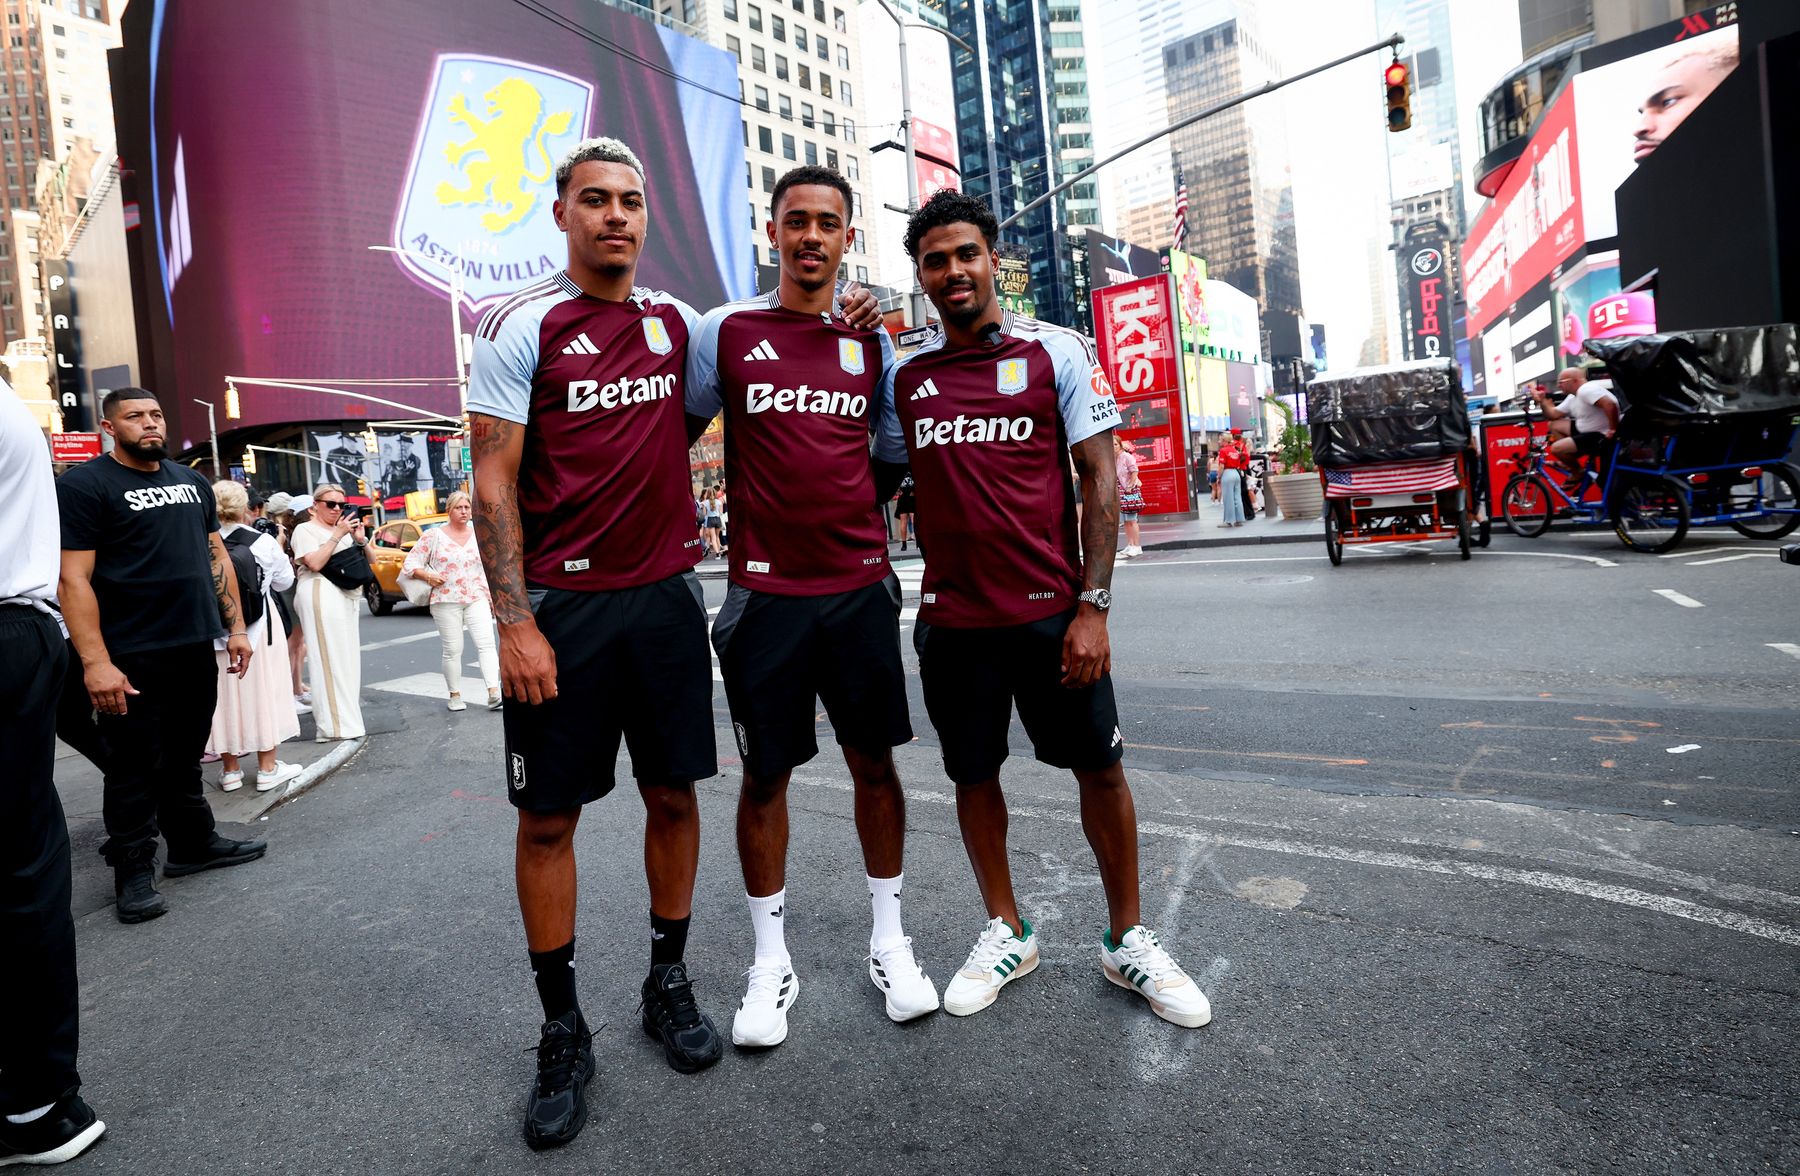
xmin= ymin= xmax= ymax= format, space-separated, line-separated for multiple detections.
xmin=897 ymin=326 xmax=934 ymax=349
xmin=51 ymin=432 xmax=102 ymax=462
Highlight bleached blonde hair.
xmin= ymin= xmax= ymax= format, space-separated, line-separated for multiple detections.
xmin=556 ymin=137 xmax=646 ymax=195
xmin=213 ymin=480 xmax=249 ymax=523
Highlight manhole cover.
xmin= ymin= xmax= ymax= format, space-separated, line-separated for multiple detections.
xmin=1243 ymin=574 xmax=1314 ymax=585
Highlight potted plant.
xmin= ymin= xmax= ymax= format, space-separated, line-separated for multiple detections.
xmin=1264 ymin=399 xmax=1323 ymax=521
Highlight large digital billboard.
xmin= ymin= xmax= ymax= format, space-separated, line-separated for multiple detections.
xmin=1093 ymin=276 xmax=1190 ymax=516
xmin=116 ymin=0 xmax=751 ymax=437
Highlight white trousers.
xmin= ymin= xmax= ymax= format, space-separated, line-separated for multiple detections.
xmin=431 ymin=597 xmax=501 ymax=697
xmin=299 ymin=575 xmax=365 ymax=740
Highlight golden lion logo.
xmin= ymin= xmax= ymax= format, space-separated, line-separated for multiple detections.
xmin=434 ymin=77 xmax=574 ymax=233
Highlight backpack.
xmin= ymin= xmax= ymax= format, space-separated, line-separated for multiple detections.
xmin=222 ymin=528 xmax=268 ymax=635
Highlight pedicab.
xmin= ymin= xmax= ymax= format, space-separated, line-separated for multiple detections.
xmin=1498 ymin=324 xmax=1800 ymax=554
xmin=1308 ymin=358 xmax=1480 ymax=566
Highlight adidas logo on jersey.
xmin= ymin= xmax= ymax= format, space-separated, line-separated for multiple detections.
xmin=743 ymin=339 xmax=781 ymax=361
xmin=909 ymin=378 xmax=941 ymax=402
xmin=561 ymin=332 xmax=601 ymax=356
xmin=746 ymin=382 xmax=868 ymax=418
xmin=913 ymin=413 xmax=1036 ymax=448
xmin=567 ymin=373 xmax=676 ymax=413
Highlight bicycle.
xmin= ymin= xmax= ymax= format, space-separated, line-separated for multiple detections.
xmin=1498 ymin=414 xmax=1691 ymax=554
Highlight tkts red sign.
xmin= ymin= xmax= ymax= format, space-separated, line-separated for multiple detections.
xmin=1092 ymin=275 xmax=1190 ymax=516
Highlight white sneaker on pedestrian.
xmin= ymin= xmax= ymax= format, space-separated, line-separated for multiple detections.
xmin=868 ymin=937 xmax=939 ymax=1023
xmin=447 ymin=693 xmax=466 ymax=712
xmin=297 ymin=689 xmax=312 ymax=705
xmin=1129 ymin=545 xmax=1144 ymax=557
xmin=732 ymin=960 xmax=799 ymax=1048
xmin=219 ymin=769 xmax=244 ymax=792
xmin=1100 ymin=926 xmax=1211 ymax=1028
xmin=943 ymin=916 xmax=1038 ymax=1016
xmin=293 ymin=698 xmax=312 ymax=715
xmin=256 ymin=761 xmax=303 ymax=793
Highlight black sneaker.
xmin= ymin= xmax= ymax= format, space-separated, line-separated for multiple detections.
xmin=0 ymin=1094 xmax=106 ymax=1165
xmin=524 ymin=1012 xmax=594 ymax=1151
xmin=164 ymin=832 xmax=268 ymax=877
xmin=113 ymin=845 xmax=167 ymax=924
xmin=639 ymin=963 xmax=724 ymax=1074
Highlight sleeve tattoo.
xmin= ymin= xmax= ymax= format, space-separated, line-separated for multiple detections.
xmin=1071 ymin=433 xmax=1118 ymax=593
xmin=210 ymin=539 xmax=242 ymax=631
xmin=471 ymin=415 xmax=533 ymax=626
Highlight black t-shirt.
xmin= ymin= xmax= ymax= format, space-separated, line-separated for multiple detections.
xmin=57 ymin=455 xmax=223 ymax=656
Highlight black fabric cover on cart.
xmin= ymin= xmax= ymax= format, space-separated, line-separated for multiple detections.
xmin=1307 ymin=358 xmax=1470 ymax=466
xmin=1586 ymin=325 xmax=1800 ymax=434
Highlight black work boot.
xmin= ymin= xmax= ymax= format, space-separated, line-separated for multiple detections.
xmin=113 ymin=845 xmax=167 ymax=923
xmin=164 ymin=832 xmax=268 ymax=877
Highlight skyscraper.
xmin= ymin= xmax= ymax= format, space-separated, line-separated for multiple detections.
xmin=1163 ymin=13 xmax=1302 ymax=319
xmin=946 ymin=0 xmax=1097 ymax=330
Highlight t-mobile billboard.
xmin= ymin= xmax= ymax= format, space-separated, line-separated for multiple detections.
xmin=115 ymin=0 xmax=751 ymax=436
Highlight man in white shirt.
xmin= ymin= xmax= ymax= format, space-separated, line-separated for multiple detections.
xmin=0 ymin=383 xmax=107 ymax=1165
xmin=1533 ymin=365 xmax=1620 ymax=489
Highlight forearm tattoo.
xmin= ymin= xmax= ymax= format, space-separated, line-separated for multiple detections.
xmin=1071 ymin=434 xmax=1118 ymax=592
xmin=471 ymin=416 xmax=533 ymax=626
xmin=210 ymin=541 xmax=242 ymax=631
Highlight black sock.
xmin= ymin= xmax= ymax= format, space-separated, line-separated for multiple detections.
xmin=650 ymin=912 xmax=689 ymax=968
xmin=529 ymin=939 xmax=579 ymax=1023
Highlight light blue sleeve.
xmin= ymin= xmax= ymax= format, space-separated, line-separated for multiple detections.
xmin=1045 ymin=330 xmax=1120 ymax=447
xmin=870 ymin=330 xmax=907 ymax=463
xmin=683 ymin=307 xmax=726 ymax=421
xmin=465 ymin=310 xmax=540 ymax=426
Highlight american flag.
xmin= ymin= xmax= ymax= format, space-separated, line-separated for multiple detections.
xmin=1322 ymin=457 xmax=1461 ymax=498
xmin=1170 ymin=168 xmax=1188 ymax=253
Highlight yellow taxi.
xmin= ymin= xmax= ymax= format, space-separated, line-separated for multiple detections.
xmin=363 ymin=513 xmax=447 ymax=615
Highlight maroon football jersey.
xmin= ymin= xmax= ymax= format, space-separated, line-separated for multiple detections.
xmin=685 ymin=292 xmax=901 ymax=596
xmin=880 ymin=313 xmax=1120 ymax=628
xmin=467 ymin=271 xmax=702 ymax=592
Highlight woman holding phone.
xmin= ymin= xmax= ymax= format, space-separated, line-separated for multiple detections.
xmin=290 ymin=483 xmax=368 ymax=741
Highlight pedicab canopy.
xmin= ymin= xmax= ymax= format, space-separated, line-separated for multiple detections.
xmin=1307 ymin=358 xmax=1470 ymax=468
xmin=1585 ymin=324 xmax=1800 ymax=433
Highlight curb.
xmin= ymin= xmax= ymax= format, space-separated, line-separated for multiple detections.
xmin=238 ymin=736 xmax=367 ymax=821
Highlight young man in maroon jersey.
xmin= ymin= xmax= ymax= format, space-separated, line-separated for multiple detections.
xmin=685 ymin=165 xmax=939 ymax=1048
xmin=878 ymin=190 xmax=1212 ymax=1029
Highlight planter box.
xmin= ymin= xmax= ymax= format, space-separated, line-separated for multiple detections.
xmin=1267 ymin=471 xmax=1323 ymax=520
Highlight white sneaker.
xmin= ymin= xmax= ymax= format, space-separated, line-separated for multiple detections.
xmin=447 ymin=693 xmax=466 ymax=712
xmin=732 ymin=960 xmax=799 ymax=1048
xmin=219 ymin=769 xmax=244 ymax=792
xmin=1100 ymin=926 xmax=1211 ymax=1028
xmin=868 ymin=937 xmax=939 ymax=1023
xmin=293 ymin=698 xmax=312 ymax=715
xmin=1129 ymin=545 xmax=1144 ymax=557
xmin=943 ymin=917 xmax=1039 ymax=1016
xmin=256 ymin=761 xmax=303 ymax=793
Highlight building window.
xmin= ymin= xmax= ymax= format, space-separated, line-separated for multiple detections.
xmin=754 ymin=85 xmax=769 ymax=110
xmin=758 ymin=124 xmax=772 ymax=152
xmin=836 ymin=44 xmax=848 ymax=69
xmin=722 ymin=0 xmax=736 ymax=19
xmin=834 ymin=8 xmax=845 ymax=32
xmin=800 ymin=102 xmax=814 ymax=128
xmin=751 ymin=44 xmax=765 ymax=72
xmin=798 ymin=64 xmax=810 ymax=90
xmin=771 ymin=13 xmax=784 ymax=39
xmin=794 ymin=24 xmax=807 ymax=50
xmin=855 ymin=265 xmax=868 ymax=283
xmin=778 ymin=94 xmax=792 ymax=119
xmin=850 ymin=192 xmax=862 ymax=218
xmin=839 ymin=80 xmax=851 ymax=105
xmin=775 ymin=53 xmax=788 ymax=81
xmin=826 ymin=147 xmax=837 ymax=170
xmin=842 ymin=117 xmax=855 ymax=143
xmin=822 ymin=112 xmax=835 ymax=136
xmin=803 ymin=140 xmax=817 ymax=165
xmin=814 ymin=34 xmax=826 ymax=61
xmin=844 ymin=154 xmax=858 ymax=180
xmin=761 ymin=166 xmax=776 ymax=193
xmin=819 ymin=73 xmax=832 ymax=99
xmin=747 ymin=4 xmax=762 ymax=31
xmin=781 ymin=132 xmax=796 ymax=161
xmin=814 ymin=0 xmax=824 ymax=19
xmin=725 ymin=34 xmax=740 ymax=62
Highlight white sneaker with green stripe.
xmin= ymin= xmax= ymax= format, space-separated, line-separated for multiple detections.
xmin=1101 ymin=926 xmax=1211 ymax=1028
xmin=943 ymin=916 xmax=1038 ymax=1016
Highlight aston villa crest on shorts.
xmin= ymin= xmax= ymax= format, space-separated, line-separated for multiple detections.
xmin=839 ymin=338 xmax=866 ymax=376
xmin=642 ymin=315 xmax=673 ymax=355
xmin=996 ymin=357 xmax=1029 ymax=395
xmin=390 ymin=54 xmax=594 ymax=315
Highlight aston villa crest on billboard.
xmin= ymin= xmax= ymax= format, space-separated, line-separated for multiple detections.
xmin=391 ymin=54 xmax=594 ymax=315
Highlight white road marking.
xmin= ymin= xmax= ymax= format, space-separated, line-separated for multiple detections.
xmin=1653 ymin=588 xmax=1704 ymax=608
xmin=1766 ymin=643 xmax=1800 ymax=661
xmin=1685 ymin=552 xmax=1778 ymax=566
xmin=1453 ymin=550 xmax=1618 ymax=568
xmin=789 ymin=776 xmax=1800 ymax=948
xmin=1658 ymin=543 xmax=1759 ymax=558
xmin=367 ymin=672 xmax=454 ymax=698
xmin=360 ymin=631 xmax=439 ymax=651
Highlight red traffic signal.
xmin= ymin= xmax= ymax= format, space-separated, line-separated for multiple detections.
xmin=1385 ymin=60 xmax=1412 ymax=132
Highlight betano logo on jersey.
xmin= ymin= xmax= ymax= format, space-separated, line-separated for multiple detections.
xmin=913 ymin=414 xmax=1036 ymax=448
xmin=567 ymin=373 xmax=676 ymax=413
xmin=391 ymin=55 xmax=593 ymax=314
xmin=745 ymin=383 xmax=869 ymax=417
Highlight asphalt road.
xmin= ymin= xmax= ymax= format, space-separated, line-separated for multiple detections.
xmin=55 ymin=529 xmax=1800 ymax=1173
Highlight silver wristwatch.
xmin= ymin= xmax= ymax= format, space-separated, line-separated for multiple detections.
xmin=1078 ymin=588 xmax=1112 ymax=611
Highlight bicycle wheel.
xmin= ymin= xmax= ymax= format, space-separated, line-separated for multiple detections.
xmin=1726 ymin=463 xmax=1800 ymax=539
xmin=1501 ymin=475 xmax=1554 ymax=538
xmin=1612 ymin=475 xmax=1691 ymax=554
xmin=1324 ymin=506 xmax=1344 ymax=566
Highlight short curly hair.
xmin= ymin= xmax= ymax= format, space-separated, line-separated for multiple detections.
xmin=904 ymin=190 xmax=999 ymax=259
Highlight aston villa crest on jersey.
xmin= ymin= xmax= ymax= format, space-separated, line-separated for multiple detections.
xmin=642 ymin=315 xmax=674 ymax=355
xmin=839 ymin=338 xmax=866 ymax=376
xmin=390 ymin=54 xmax=593 ymax=315
xmin=996 ymin=357 xmax=1029 ymax=395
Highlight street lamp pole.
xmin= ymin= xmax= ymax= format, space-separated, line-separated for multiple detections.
xmin=192 ymin=398 xmax=220 ymax=477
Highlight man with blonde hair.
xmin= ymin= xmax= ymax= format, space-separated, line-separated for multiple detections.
xmin=1633 ymin=37 xmax=1738 ymax=163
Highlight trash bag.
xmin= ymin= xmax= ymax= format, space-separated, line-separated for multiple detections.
xmin=1586 ymin=324 xmax=1800 ymax=434
xmin=1307 ymin=358 xmax=1470 ymax=466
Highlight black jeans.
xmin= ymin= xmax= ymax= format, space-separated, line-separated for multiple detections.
xmin=0 ymin=606 xmax=80 ymax=1112
xmin=57 ymin=639 xmax=218 ymax=866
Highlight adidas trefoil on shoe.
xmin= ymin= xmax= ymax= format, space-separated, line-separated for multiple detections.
xmin=639 ymin=963 xmax=724 ymax=1073
xmin=943 ymin=916 xmax=1038 ymax=1016
xmin=732 ymin=960 xmax=798 ymax=1048
xmin=868 ymin=937 xmax=939 ymax=1023
xmin=523 ymin=1011 xmax=595 ymax=1151
xmin=1100 ymin=926 xmax=1211 ymax=1028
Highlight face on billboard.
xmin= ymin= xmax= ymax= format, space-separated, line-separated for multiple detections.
xmin=1632 ymin=42 xmax=1738 ymax=162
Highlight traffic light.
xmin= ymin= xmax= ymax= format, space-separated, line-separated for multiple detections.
xmin=224 ymin=382 xmax=241 ymax=420
xmin=241 ymin=447 xmax=257 ymax=474
xmin=1385 ymin=60 xmax=1412 ymax=132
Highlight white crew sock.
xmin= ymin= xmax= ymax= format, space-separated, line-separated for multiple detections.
xmin=868 ymin=872 xmax=905 ymax=949
xmin=5 ymin=1103 xmax=53 ymax=1125
xmin=747 ymin=888 xmax=789 ymax=964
